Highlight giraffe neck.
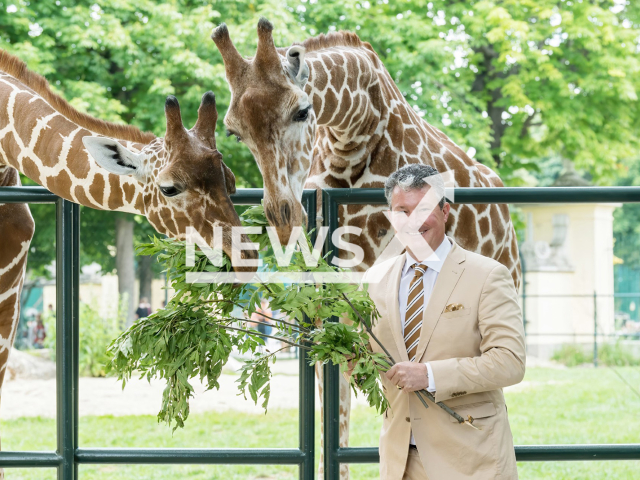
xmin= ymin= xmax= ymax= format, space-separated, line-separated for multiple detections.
xmin=0 ymin=72 xmax=158 ymax=214
xmin=299 ymin=38 xmax=520 ymax=290
xmin=305 ymin=46 xmax=384 ymax=158
xmin=303 ymin=42 xmax=485 ymax=189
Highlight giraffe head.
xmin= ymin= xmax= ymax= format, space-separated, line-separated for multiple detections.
xmin=211 ymin=18 xmax=315 ymax=245
xmin=83 ymin=92 xmax=258 ymax=276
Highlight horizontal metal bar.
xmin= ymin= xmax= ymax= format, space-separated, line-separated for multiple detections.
xmin=0 ymin=187 xmax=312 ymax=206
xmin=516 ymin=444 xmax=640 ymax=461
xmin=0 ymin=186 xmax=57 ymax=203
xmin=335 ymin=444 xmax=640 ymax=464
xmin=0 ymin=187 xmax=269 ymax=205
xmin=229 ymin=188 xmax=264 ymax=205
xmin=323 ymin=187 xmax=640 ymax=205
xmin=2 ymin=186 xmax=640 ymax=206
xmin=335 ymin=447 xmax=379 ymax=463
xmin=455 ymin=187 xmax=640 ymax=204
xmin=75 ymin=448 xmax=306 ymax=465
xmin=524 ymin=333 xmax=640 ymax=337
xmin=4 ymin=444 xmax=639 ymax=469
xmin=0 ymin=451 xmax=61 ymax=468
xmin=523 ymin=293 xmax=640 ymax=298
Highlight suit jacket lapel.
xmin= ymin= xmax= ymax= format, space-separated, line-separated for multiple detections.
xmin=414 ymin=237 xmax=466 ymax=362
xmin=386 ymin=253 xmax=409 ymax=363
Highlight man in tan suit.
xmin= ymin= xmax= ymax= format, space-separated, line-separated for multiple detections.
xmin=360 ymin=164 xmax=526 ymax=480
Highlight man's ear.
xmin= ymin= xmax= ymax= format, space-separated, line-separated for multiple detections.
xmin=442 ymin=202 xmax=451 ymax=223
xmin=82 ymin=136 xmax=144 ymax=176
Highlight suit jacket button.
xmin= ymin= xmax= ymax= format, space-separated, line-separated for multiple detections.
xmin=405 ymin=417 xmax=410 ymax=422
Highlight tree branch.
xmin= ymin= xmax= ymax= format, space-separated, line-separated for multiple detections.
xmin=519 ymin=113 xmax=543 ymax=139
xmin=206 ymin=322 xmax=312 ymax=350
xmin=224 ymin=316 xmax=309 ymax=334
xmin=205 ymin=298 xmax=311 ymax=331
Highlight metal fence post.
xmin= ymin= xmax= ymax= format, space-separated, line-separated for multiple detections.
xmin=299 ymin=190 xmax=317 ymax=480
xmin=593 ymin=290 xmax=598 ymax=367
xmin=56 ymin=199 xmax=79 ymax=480
xmin=72 ymin=202 xmax=80 ymax=478
xmin=322 ymin=189 xmax=341 ymax=480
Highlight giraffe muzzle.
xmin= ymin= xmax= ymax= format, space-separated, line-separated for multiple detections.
xmin=265 ymin=200 xmax=294 ymax=228
xmin=280 ymin=201 xmax=292 ymax=225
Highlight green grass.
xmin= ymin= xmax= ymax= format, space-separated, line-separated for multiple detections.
xmin=2 ymin=367 xmax=640 ymax=479
xmin=552 ymin=342 xmax=640 ymax=367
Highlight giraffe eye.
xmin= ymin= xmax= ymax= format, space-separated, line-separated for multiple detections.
xmin=293 ymin=105 xmax=311 ymax=122
xmin=159 ymin=185 xmax=181 ymax=197
xmin=226 ymin=130 xmax=242 ymax=143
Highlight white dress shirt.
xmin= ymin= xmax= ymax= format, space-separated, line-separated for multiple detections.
xmin=399 ymin=236 xmax=451 ymax=445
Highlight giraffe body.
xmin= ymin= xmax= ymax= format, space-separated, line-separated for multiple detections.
xmin=213 ymin=21 xmax=521 ymax=479
xmin=0 ymin=166 xmax=34 ymax=395
xmin=0 ymin=165 xmax=34 ymax=480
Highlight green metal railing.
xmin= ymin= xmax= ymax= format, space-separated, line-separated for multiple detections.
xmin=0 ymin=187 xmax=316 ymax=479
xmin=321 ymin=186 xmax=640 ymax=478
xmin=2 ymin=185 xmax=640 ymax=480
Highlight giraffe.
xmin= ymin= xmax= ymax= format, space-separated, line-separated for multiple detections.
xmin=0 ymin=49 xmax=255 ymax=477
xmin=212 ymin=19 xmax=522 ymax=479
xmin=0 ymin=165 xmax=34 ymax=480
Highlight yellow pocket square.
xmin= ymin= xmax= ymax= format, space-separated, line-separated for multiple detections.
xmin=444 ymin=303 xmax=464 ymax=313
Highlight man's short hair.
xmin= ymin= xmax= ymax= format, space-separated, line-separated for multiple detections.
xmin=384 ymin=164 xmax=447 ymax=209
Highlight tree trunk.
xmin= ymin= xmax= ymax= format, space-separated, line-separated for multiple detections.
xmin=472 ymin=44 xmax=510 ymax=167
xmin=138 ymin=254 xmax=153 ymax=307
xmin=115 ymin=216 xmax=135 ymax=327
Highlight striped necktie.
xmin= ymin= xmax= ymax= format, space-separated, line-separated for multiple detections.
xmin=405 ymin=263 xmax=427 ymax=362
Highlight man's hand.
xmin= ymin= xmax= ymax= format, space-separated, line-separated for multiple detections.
xmin=385 ymin=362 xmax=429 ymax=393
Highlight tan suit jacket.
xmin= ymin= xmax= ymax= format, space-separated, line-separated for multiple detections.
xmin=363 ymin=237 xmax=526 ymax=480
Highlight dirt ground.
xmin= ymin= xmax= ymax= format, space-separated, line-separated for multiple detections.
xmin=1 ymin=351 xmax=373 ymax=419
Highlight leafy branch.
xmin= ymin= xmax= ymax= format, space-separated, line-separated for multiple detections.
xmin=107 ymin=205 xmax=389 ymax=430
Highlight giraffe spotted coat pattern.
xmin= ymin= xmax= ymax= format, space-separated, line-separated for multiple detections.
xmin=0 ymin=49 xmax=255 ymax=477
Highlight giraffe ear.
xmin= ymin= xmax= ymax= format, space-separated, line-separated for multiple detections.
xmin=285 ymin=46 xmax=309 ymax=88
xmin=221 ymin=160 xmax=236 ymax=195
xmin=83 ymin=136 xmax=144 ymax=176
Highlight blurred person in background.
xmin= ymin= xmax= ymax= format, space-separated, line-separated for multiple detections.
xmin=135 ymin=297 xmax=152 ymax=320
xmin=33 ymin=313 xmax=46 ymax=349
